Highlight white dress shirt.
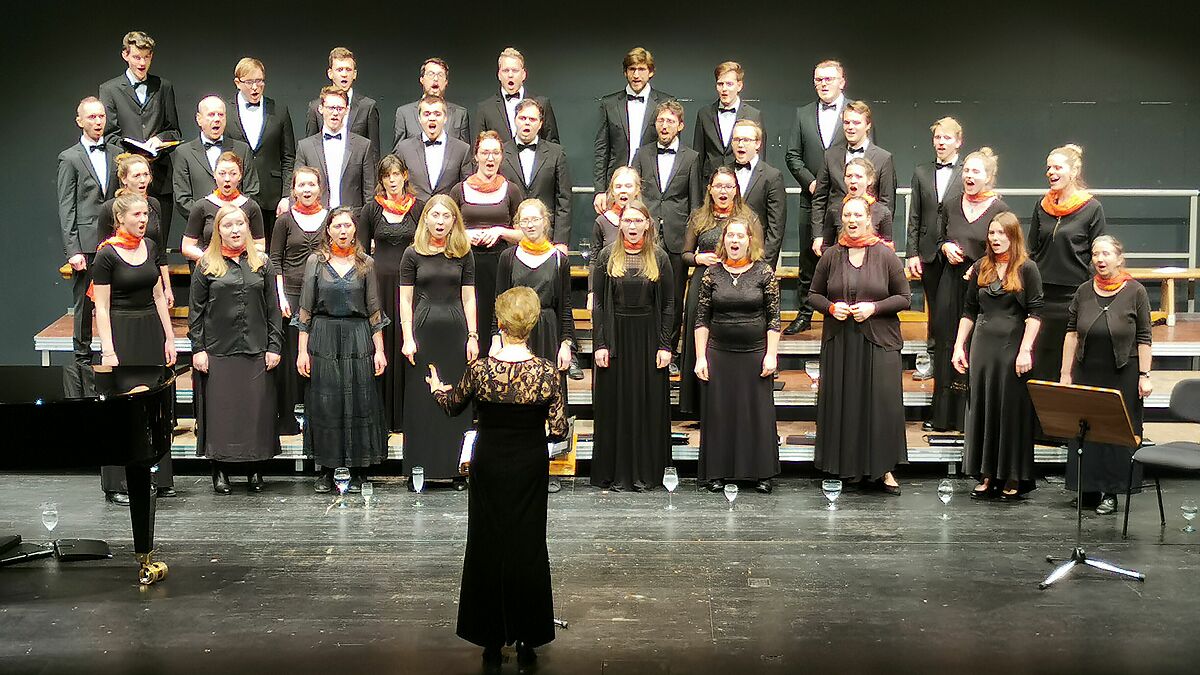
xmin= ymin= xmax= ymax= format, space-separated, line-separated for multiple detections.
xmin=517 ymin=139 xmax=538 ymax=186
xmin=818 ymin=93 xmax=845 ymax=149
xmin=81 ymin=135 xmax=108 ymax=194
xmin=935 ymin=155 xmax=958 ymax=202
xmin=126 ymin=69 xmax=148 ymax=105
xmin=717 ymin=97 xmax=740 ymax=147
xmin=423 ymin=131 xmax=447 ymax=191
xmin=237 ymin=91 xmax=265 ymax=150
xmin=322 ymin=126 xmax=348 ymax=207
xmin=503 ymin=86 xmax=525 ymax=135
xmin=625 ymin=84 xmax=650 ymax=164
xmin=202 ymin=134 xmax=224 ymax=171
xmin=656 ymin=137 xmax=680 ymax=193
xmin=735 ymin=156 xmax=758 ymax=196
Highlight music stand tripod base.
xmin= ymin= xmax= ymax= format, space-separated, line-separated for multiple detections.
xmin=1040 ymin=547 xmax=1145 ymax=589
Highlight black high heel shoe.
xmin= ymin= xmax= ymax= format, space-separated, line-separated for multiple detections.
xmin=481 ymin=644 xmax=503 ymax=672
xmin=516 ymin=641 xmax=537 ymax=669
xmin=212 ymin=468 xmax=231 ymax=495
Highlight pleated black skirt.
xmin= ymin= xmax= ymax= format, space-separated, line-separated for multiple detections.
xmin=194 ymin=354 xmax=281 ymax=462
xmin=403 ymin=301 xmax=471 ymax=479
xmin=698 ymin=347 xmax=779 ymax=481
xmin=303 ymin=316 xmax=388 ymax=468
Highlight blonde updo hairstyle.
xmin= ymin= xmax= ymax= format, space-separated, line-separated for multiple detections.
xmin=494 ymin=287 xmax=540 ymax=342
xmin=964 ymin=146 xmax=999 ymax=188
xmin=1048 ymin=143 xmax=1086 ymax=189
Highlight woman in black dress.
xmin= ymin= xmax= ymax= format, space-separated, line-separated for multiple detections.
xmin=809 ymin=196 xmax=909 ymax=493
xmin=97 ymin=154 xmax=172 ymax=308
xmin=492 ymin=199 xmax=575 ymax=493
xmin=590 ymin=199 xmax=674 ymax=491
xmin=92 ymin=191 xmax=177 ymax=503
xmin=270 ymin=167 xmax=328 ymax=435
xmin=952 ymin=212 xmax=1043 ymax=500
xmin=679 ymin=167 xmax=760 ymax=415
xmin=190 ymin=205 xmax=284 ymax=493
xmin=843 ymin=157 xmax=893 ymax=241
xmin=399 ymin=195 xmax=478 ymax=491
xmin=930 ymin=147 xmax=1009 ymax=432
xmin=694 ymin=218 xmax=781 ymax=494
xmin=428 ymin=287 xmax=568 ymax=670
xmin=450 ymin=131 xmax=524 ymax=346
xmin=295 ymin=207 xmax=389 ymax=493
xmin=181 ymin=152 xmax=266 ymax=261
xmin=1029 ymin=144 xmax=1107 ymax=393
xmin=1060 ymin=235 xmax=1152 ymax=514
xmin=359 ymin=154 xmax=420 ymax=432
xmin=587 ymin=165 xmax=642 ymax=312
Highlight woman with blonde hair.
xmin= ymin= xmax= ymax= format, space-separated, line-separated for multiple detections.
xmin=592 ymin=165 xmax=642 ymax=251
xmin=590 ymin=199 xmax=675 ymax=491
xmin=190 ymin=205 xmax=283 ymax=493
xmin=400 ymin=195 xmax=478 ymax=491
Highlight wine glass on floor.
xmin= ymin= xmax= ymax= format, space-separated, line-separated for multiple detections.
xmin=822 ymin=479 xmax=842 ymax=510
xmin=916 ymin=353 xmax=933 ymax=387
xmin=1182 ymin=498 xmax=1198 ymax=533
xmin=40 ymin=502 xmax=58 ymax=540
xmin=663 ymin=467 xmax=679 ymax=511
xmin=805 ymin=360 xmax=820 ymax=391
xmin=361 ymin=481 xmax=374 ymax=508
xmin=723 ymin=483 xmax=738 ymax=511
xmin=937 ymin=479 xmax=953 ymax=520
xmin=411 ymin=466 xmax=425 ymax=507
xmin=333 ymin=467 xmax=351 ymax=509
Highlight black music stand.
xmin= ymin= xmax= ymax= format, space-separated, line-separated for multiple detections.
xmin=1027 ymin=380 xmax=1145 ymax=589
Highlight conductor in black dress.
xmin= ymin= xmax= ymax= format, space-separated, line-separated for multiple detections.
xmin=694 ymin=61 xmax=763 ymax=183
xmin=99 ymin=31 xmax=181 ymax=238
xmin=395 ymin=57 xmax=471 ymax=145
xmin=499 ymin=99 xmax=573 ymax=248
xmin=226 ymin=57 xmax=295 ymax=240
xmin=474 ymin=47 xmax=559 ymax=145
xmin=304 ymin=47 xmax=381 ymax=160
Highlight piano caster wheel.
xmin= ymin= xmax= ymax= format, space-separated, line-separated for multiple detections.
xmin=136 ymin=552 xmax=168 ymax=586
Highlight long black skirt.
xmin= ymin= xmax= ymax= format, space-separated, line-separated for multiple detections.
xmin=403 ymin=301 xmax=471 ymax=479
xmin=457 ymin=402 xmax=555 ymax=649
xmin=962 ymin=318 xmax=1037 ymax=488
xmin=1066 ymin=351 xmax=1143 ymax=494
xmin=277 ymin=292 xmax=304 ymax=436
xmin=678 ymin=264 xmax=707 ymax=415
xmin=377 ymin=270 xmax=404 ymax=432
xmin=814 ymin=322 xmax=907 ymax=480
xmin=930 ymin=259 xmax=972 ymax=431
xmin=1031 ymin=283 xmax=1075 ymax=439
xmin=471 ymin=244 xmax=507 ymax=353
xmin=194 ymin=354 xmax=280 ymax=462
xmin=303 ymin=316 xmax=388 ymax=468
xmin=698 ymin=347 xmax=779 ymax=481
xmin=591 ymin=309 xmax=671 ymax=490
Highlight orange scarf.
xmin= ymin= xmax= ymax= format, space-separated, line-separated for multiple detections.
xmin=87 ymin=230 xmax=144 ymax=299
xmin=221 ymin=245 xmax=246 ymax=259
xmin=842 ymin=193 xmax=877 ymax=206
xmin=993 ymin=251 xmax=1011 ymax=264
xmin=965 ymin=190 xmax=997 ymax=204
xmin=376 ymin=193 xmax=415 ymax=216
xmin=519 ymin=238 xmax=553 ymax=255
xmin=1042 ymin=190 xmax=1094 ymax=217
xmin=331 ymin=243 xmax=355 ymax=258
xmin=622 ymin=237 xmax=644 ymax=253
xmin=429 ymin=235 xmax=447 ymax=248
xmin=610 ymin=201 xmax=627 ymax=217
xmin=466 ymin=173 xmax=505 ymax=193
xmin=838 ymin=232 xmax=882 ymax=248
xmin=712 ymin=202 xmax=733 ymax=217
xmin=725 ymin=256 xmax=752 ymax=268
xmin=293 ymin=201 xmax=323 ymax=216
xmin=212 ymin=188 xmax=241 ymax=202
xmin=1095 ymin=270 xmax=1133 ymax=292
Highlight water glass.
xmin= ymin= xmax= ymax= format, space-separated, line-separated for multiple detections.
xmin=805 ymin=360 xmax=821 ymax=391
xmin=40 ymin=502 xmax=59 ymax=535
xmin=361 ymin=481 xmax=374 ymax=508
xmin=723 ymin=483 xmax=738 ymax=510
xmin=937 ymin=479 xmax=954 ymax=520
xmin=663 ymin=467 xmax=679 ymax=511
xmin=916 ymin=353 xmax=933 ymax=383
xmin=579 ymin=238 xmax=592 ymax=262
xmin=821 ymin=479 xmax=842 ymax=510
xmin=411 ymin=466 xmax=425 ymax=507
xmin=333 ymin=467 xmax=351 ymax=508
xmin=1182 ymin=499 xmax=1198 ymax=533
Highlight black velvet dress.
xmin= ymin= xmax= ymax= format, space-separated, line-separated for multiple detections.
xmin=961 ymin=262 xmax=1044 ymax=489
xmin=183 ymin=195 xmax=266 ymax=245
xmin=590 ymin=246 xmax=674 ymax=490
xmin=269 ymin=210 xmax=326 ymax=435
xmin=493 ymin=247 xmax=576 ymax=401
xmin=435 ymin=356 xmax=568 ymax=650
xmin=696 ymin=261 xmax=781 ymax=482
xmin=400 ymin=248 xmax=476 ymax=479
xmin=679 ymin=224 xmax=724 ymax=414
xmin=359 ymin=199 xmax=418 ymax=431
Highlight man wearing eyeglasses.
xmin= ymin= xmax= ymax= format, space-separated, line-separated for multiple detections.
xmin=394 ymin=58 xmax=470 ymax=146
xmin=474 ymin=47 xmax=559 ymax=145
xmin=394 ymin=96 xmax=472 ymax=203
xmin=225 ymin=57 xmax=295 ymax=232
xmin=294 ymin=87 xmax=376 ymax=209
xmin=304 ymin=47 xmax=381 ymax=160
xmin=729 ymin=120 xmax=785 ymax=268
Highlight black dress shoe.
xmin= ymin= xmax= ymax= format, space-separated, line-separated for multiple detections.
xmin=314 ymin=471 xmax=332 ymax=493
xmin=783 ymin=317 xmax=810 ymax=335
xmin=516 ymin=641 xmax=537 ymax=667
xmin=1095 ymin=494 xmax=1118 ymax=515
xmin=567 ymin=355 xmax=585 ymax=381
xmin=482 ymin=645 xmax=503 ymax=672
xmin=213 ymin=470 xmax=231 ymax=495
xmin=755 ymin=479 xmax=773 ymax=494
xmin=921 ymin=421 xmax=935 ymax=431
xmin=707 ymin=479 xmax=725 ymax=493
xmin=547 ymin=478 xmax=562 ymax=494
xmin=157 ymin=486 xmax=177 ymax=498
xmin=105 ymin=491 xmax=130 ymax=506
xmin=453 ymin=477 xmax=467 ymax=491
xmin=970 ymin=483 xmax=994 ymax=500
xmin=248 ymin=473 xmax=264 ymax=492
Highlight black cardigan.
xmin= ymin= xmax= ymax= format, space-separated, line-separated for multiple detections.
xmin=808 ymin=242 xmax=912 ymax=351
xmin=590 ymin=244 xmax=675 ymax=355
xmin=1067 ymin=279 xmax=1152 ymax=369
xmin=1030 ymin=198 xmax=1106 ymax=287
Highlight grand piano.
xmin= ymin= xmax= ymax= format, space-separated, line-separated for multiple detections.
xmin=0 ymin=365 xmax=175 ymax=584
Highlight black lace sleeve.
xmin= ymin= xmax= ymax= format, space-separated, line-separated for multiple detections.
xmin=696 ymin=266 xmax=716 ymax=329
xmin=763 ymin=264 xmax=782 ymax=332
xmin=546 ymin=361 xmax=569 ymax=441
xmin=433 ymin=358 xmax=482 ymax=417
xmin=363 ymin=258 xmax=391 ymax=333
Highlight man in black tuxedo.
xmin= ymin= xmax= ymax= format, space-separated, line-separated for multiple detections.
xmin=783 ymin=59 xmax=853 ymax=334
xmin=98 ymin=31 xmax=181 ymax=238
xmin=57 ymin=97 xmax=120 ymax=397
xmin=393 ymin=96 xmax=471 ymax=203
xmin=225 ymin=57 xmax=295 ymax=235
xmin=394 ymin=58 xmax=470 ymax=146
xmin=633 ymin=99 xmax=701 ymax=364
xmin=810 ymin=101 xmax=896 ymax=253
xmin=474 ymin=47 xmax=559 ymax=145
xmin=172 ymin=96 xmax=260 ymax=219
xmin=592 ymin=47 xmax=673 ymax=213
xmin=304 ymin=47 xmax=381 ymax=160
xmin=294 ymin=87 xmax=376 ymax=209
xmin=694 ymin=61 xmax=763 ymax=183
xmin=500 ymin=99 xmax=572 ymax=249
xmin=908 ymin=116 xmax=963 ymax=380
xmin=730 ymin=120 xmax=786 ymax=268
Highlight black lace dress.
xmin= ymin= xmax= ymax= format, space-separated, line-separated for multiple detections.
xmin=434 ymin=356 xmax=568 ymax=650
xmin=679 ymin=223 xmax=724 ymax=414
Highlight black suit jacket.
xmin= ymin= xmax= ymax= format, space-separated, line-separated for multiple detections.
xmin=473 ymin=92 xmax=559 ymax=145
xmin=172 ymin=136 xmax=261 ymax=218
xmin=693 ymin=101 xmax=763 ymax=183
xmin=57 ymin=140 xmax=120 ymax=256
xmin=784 ymin=97 xmax=861 ymax=214
xmin=394 ymin=99 xmax=470 ymax=148
xmin=592 ymin=87 xmax=674 ymax=191
xmin=907 ymin=160 xmax=964 ymax=262
xmin=632 ymin=143 xmax=701 ymax=254
xmin=294 ymin=132 xmax=376 ymax=209
xmin=226 ymin=96 xmax=296 ymax=213
xmin=393 ymin=136 xmax=472 ymax=203
xmin=98 ymin=73 xmax=181 ymax=195
xmin=306 ymin=93 xmax=381 ymax=160
xmin=735 ymin=159 xmax=787 ymax=267
xmin=811 ymin=143 xmax=897 ymax=244
xmin=500 ymin=140 xmax=573 ymax=244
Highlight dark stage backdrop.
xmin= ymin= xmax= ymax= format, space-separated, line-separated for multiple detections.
xmin=4 ymin=2 xmax=1198 ymax=363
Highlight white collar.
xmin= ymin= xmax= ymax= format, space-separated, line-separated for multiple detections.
xmin=80 ymin=134 xmax=104 ymax=148
xmin=237 ymin=91 xmax=264 ymax=110
xmin=625 ymin=84 xmax=651 ymax=98
xmin=421 ymin=130 xmax=444 ymax=144
xmin=719 ymin=97 xmax=741 ymax=110
xmin=322 ymin=126 xmax=346 ymax=139
xmin=126 ymin=70 xmax=147 ymax=86
xmin=502 ymin=86 xmax=525 ymax=101
xmin=658 ymin=137 xmax=680 ymax=151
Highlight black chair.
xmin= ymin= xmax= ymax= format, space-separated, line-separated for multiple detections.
xmin=1122 ymin=379 xmax=1200 ymax=538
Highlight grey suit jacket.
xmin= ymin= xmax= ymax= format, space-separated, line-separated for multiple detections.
xmin=98 ymin=73 xmax=181 ymax=195
xmin=736 ymin=159 xmax=787 ymax=267
xmin=500 ymin=140 xmax=573 ymax=244
xmin=632 ymin=142 xmax=701 ymax=254
xmin=294 ymin=132 xmax=376 ymax=209
xmin=393 ymin=136 xmax=472 ymax=203
xmin=907 ymin=160 xmax=963 ymax=262
xmin=473 ymin=92 xmax=559 ymax=145
xmin=811 ymin=143 xmax=897 ymax=244
xmin=172 ymin=136 xmax=261 ymax=218
xmin=57 ymin=140 xmax=120 ymax=256
xmin=592 ymin=87 xmax=674 ymax=191
xmin=306 ymin=93 xmax=381 ymax=160
xmin=693 ymin=100 xmax=763 ymax=183
xmin=226 ymin=96 xmax=296 ymax=211
xmin=394 ymin=99 xmax=470 ymax=149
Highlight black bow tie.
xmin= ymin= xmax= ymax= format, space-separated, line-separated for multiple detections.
xmin=131 ymin=80 xmax=147 ymax=88
xmin=423 ymin=138 xmax=442 ymax=147
xmin=244 ymin=101 xmax=261 ymax=109
xmin=735 ymin=162 xmax=751 ymax=171
xmin=821 ymin=102 xmax=837 ymax=111
xmin=847 ymin=146 xmax=865 ymax=156
xmin=203 ymin=140 xmax=222 ymax=150
xmin=504 ymin=92 xmax=521 ymax=101
xmin=516 ymin=143 xmax=537 ymax=152
xmin=324 ymin=133 xmax=342 ymax=141
xmin=627 ymin=94 xmax=645 ymax=103
xmin=87 ymin=144 xmax=106 ymax=154
xmin=936 ymin=161 xmax=954 ymax=170
xmin=657 ymin=146 xmax=676 ymax=155
xmin=718 ymin=107 xmax=736 ymax=114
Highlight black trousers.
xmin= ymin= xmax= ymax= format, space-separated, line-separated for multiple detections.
xmin=66 ymin=254 xmax=96 ymax=398
xmin=919 ymin=254 xmax=945 ymax=353
xmin=667 ymin=251 xmax=686 ymax=355
xmin=794 ymin=204 xmax=817 ymax=320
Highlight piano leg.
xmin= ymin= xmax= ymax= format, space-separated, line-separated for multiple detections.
xmin=125 ymin=463 xmax=167 ymax=585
